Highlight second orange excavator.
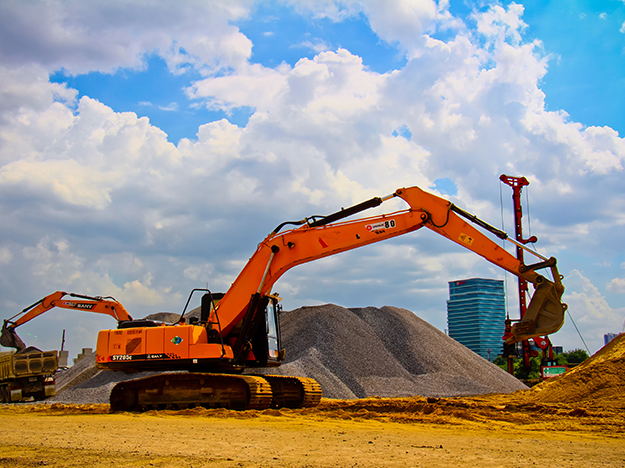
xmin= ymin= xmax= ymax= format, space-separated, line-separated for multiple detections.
xmin=1 ymin=292 xmax=133 ymax=352
xmin=95 ymin=185 xmax=567 ymax=411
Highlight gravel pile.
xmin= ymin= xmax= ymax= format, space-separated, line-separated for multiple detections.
xmin=255 ymin=304 xmax=527 ymax=398
xmin=50 ymin=304 xmax=526 ymax=403
xmin=51 ymin=353 xmax=160 ymax=404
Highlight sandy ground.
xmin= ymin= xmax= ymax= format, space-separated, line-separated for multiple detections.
xmin=1 ymin=395 xmax=623 ymax=468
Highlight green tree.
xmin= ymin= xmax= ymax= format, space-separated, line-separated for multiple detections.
xmin=494 ymin=347 xmax=590 ymax=380
xmin=493 ymin=355 xmax=507 ymax=369
xmin=561 ymin=349 xmax=589 ymax=365
xmin=512 ymin=355 xmax=542 ymax=380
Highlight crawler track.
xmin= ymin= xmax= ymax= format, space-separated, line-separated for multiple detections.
xmin=109 ymin=373 xmax=322 ymax=412
xmin=258 ymin=375 xmax=322 ymax=408
xmin=110 ymin=373 xmax=273 ymax=412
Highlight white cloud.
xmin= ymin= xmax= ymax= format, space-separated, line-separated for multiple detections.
xmin=0 ymin=247 xmax=12 ymax=264
xmin=474 ymin=3 xmax=527 ymax=46
xmin=291 ymin=39 xmax=333 ymax=53
xmin=0 ymin=90 xmax=179 ymax=209
xmin=0 ymin=0 xmax=254 ymax=75
xmin=361 ymin=0 xmax=439 ymax=56
xmin=158 ymin=102 xmax=179 ymax=112
xmin=19 ymin=236 xmax=179 ymax=309
xmin=281 ymin=0 xmax=445 ymax=58
xmin=607 ymin=277 xmax=625 ymax=294
xmin=0 ymin=158 xmax=118 ymax=208
xmin=187 ymin=63 xmax=290 ymax=112
xmin=558 ymin=270 xmax=625 ymax=352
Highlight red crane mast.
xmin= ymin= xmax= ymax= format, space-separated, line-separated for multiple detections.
xmin=500 ymin=175 xmax=553 ymax=373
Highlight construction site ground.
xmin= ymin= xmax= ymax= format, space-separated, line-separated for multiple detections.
xmin=1 ymin=392 xmax=624 ymax=468
xmin=2 ymin=321 xmax=624 ymax=467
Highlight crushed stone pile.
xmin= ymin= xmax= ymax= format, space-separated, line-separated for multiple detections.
xmin=254 ymin=304 xmax=527 ymax=398
xmin=50 ymin=304 xmax=526 ymax=404
xmin=527 ymin=332 xmax=625 ymax=407
xmin=51 ymin=353 xmax=159 ymax=404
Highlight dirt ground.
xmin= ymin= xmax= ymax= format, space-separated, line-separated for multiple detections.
xmin=1 ymin=393 xmax=624 ymax=468
xmin=2 ymin=335 xmax=623 ymax=467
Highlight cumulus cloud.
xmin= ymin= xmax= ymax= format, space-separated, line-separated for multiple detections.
xmin=282 ymin=0 xmax=449 ymax=57
xmin=0 ymin=0 xmax=254 ymax=74
xmin=561 ymin=270 xmax=625 ymax=351
xmin=607 ymin=277 xmax=625 ymax=294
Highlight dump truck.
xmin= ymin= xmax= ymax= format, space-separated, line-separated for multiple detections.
xmin=0 ymin=348 xmax=57 ymax=402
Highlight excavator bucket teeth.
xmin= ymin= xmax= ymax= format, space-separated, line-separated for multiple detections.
xmin=505 ymin=281 xmax=567 ymax=344
xmin=0 ymin=324 xmax=26 ymax=351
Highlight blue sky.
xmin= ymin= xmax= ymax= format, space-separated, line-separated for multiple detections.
xmin=519 ymin=0 xmax=625 ymax=133
xmin=49 ymin=0 xmax=625 ymax=144
xmin=2 ymin=0 xmax=625 ymax=360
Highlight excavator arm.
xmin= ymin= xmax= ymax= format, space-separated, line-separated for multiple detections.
xmin=1 ymin=291 xmax=133 ymax=351
xmin=215 ymin=186 xmax=566 ymax=344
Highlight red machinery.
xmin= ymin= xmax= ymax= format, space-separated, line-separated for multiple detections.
xmin=500 ymin=175 xmax=561 ymax=374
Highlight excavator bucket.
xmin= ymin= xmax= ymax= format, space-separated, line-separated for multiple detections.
xmin=0 ymin=322 xmax=26 ymax=352
xmin=505 ymin=280 xmax=567 ymax=344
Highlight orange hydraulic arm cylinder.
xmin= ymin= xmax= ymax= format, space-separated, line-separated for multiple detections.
xmin=214 ymin=186 xmax=565 ymax=342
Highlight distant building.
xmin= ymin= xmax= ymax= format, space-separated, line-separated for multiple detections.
xmin=447 ymin=278 xmax=505 ymax=362
xmin=604 ymin=333 xmax=620 ymax=346
xmin=530 ymin=343 xmax=563 ymax=355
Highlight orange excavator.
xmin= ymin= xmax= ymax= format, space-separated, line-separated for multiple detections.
xmin=1 ymin=292 xmax=134 ymax=351
xmin=3 ymin=185 xmax=567 ymax=411
xmin=98 ymin=185 xmax=566 ymax=411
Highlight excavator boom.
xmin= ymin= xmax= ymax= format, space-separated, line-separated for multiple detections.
xmin=1 ymin=291 xmax=133 ymax=352
xmin=213 ymin=186 xmax=565 ymax=342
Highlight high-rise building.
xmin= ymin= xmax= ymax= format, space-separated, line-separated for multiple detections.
xmin=604 ymin=333 xmax=620 ymax=346
xmin=447 ymin=278 xmax=505 ymax=361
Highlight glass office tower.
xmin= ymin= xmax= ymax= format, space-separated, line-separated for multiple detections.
xmin=447 ymin=278 xmax=505 ymax=361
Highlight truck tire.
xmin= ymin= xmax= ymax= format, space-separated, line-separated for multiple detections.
xmin=33 ymin=390 xmax=47 ymax=401
xmin=0 ymin=386 xmax=8 ymax=403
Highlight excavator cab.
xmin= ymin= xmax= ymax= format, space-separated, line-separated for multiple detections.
xmin=184 ymin=289 xmax=284 ymax=368
xmin=249 ymin=296 xmax=283 ymax=366
xmin=237 ymin=294 xmax=284 ymax=368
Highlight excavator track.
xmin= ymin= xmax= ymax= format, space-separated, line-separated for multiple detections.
xmin=110 ymin=373 xmax=273 ymax=412
xmin=256 ymin=375 xmax=323 ymax=408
